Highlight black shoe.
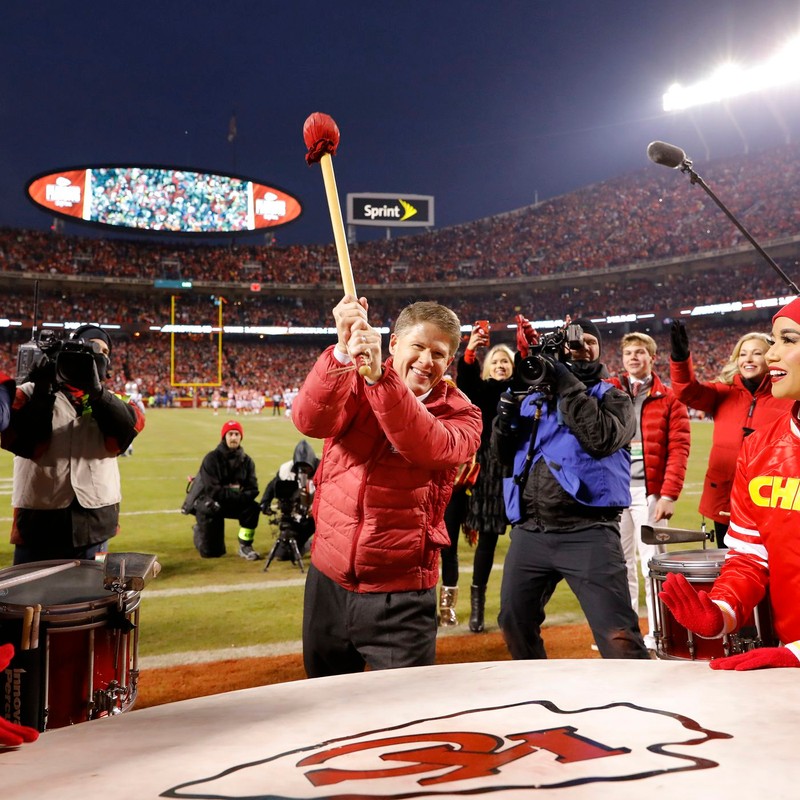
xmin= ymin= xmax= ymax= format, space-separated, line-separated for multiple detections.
xmin=469 ymin=584 xmax=486 ymax=633
xmin=238 ymin=542 xmax=261 ymax=560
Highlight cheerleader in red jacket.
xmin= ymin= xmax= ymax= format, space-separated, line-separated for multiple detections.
xmin=660 ymin=297 xmax=800 ymax=670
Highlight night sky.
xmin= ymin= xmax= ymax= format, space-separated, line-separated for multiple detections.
xmin=3 ymin=1 xmax=800 ymax=247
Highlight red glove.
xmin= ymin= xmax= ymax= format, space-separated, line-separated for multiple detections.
xmin=0 ymin=643 xmax=39 ymax=747
xmin=710 ymin=647 xmax=800 ymax=671
xmin=515 ymin=315 xmax=539 ymax=359
xmin=658 ymin=572 xmax=724 ymax=638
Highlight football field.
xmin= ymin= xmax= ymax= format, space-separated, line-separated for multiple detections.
xmin=0 ymin=409 xmax=714 ymax=665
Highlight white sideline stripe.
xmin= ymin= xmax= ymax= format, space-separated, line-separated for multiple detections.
xmin=0 ymin=509 xmax=183 ymax=522
xmin=138 ymin=609 xmax=581 ymax=670
xmin=143 ymin=567 xmax=500 ymax=601
xmin=140 ymin=640 xmax=304 ymax=669
xmin=144 ymin=579 xmax=306 ymax=598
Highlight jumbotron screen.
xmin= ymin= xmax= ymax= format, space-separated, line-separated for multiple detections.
xmin=26 ymin=165 xmax=303 ymax=235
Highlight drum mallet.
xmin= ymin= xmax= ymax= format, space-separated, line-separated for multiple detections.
xmin=303 ymin=112 xmax=371 ymax=377
xmin=0 ymin=560 xmax=81 ymax=593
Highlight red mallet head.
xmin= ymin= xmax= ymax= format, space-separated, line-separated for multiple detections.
xmin=303 ymin=112 xmax=340 ymax=165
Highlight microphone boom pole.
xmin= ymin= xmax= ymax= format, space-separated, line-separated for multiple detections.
xmin=647 ymin=140 xmax=800 ymax=295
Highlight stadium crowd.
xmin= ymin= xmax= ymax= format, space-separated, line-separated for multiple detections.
xmin=2 ymin=143 xmax=799 ymax=286
xmin=1 ymin=143 xmax=797 ymax=404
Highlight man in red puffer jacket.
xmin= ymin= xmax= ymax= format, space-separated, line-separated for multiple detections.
xmin=609 ymin=332 xmax=691 ymax=651
xmin=293 ymin=298 xmax=482 ymax=678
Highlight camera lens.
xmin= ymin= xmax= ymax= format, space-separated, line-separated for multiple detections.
xmin=519 ymin=355 xmax=551 ymax=387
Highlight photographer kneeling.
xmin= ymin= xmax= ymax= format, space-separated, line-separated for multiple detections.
xmin=1 ymin=325 xmax=145 ymax=565
xmin=260 ymin=440 xmax=318 ymax=562
xmin=185 ymin=420 xmax=261 ymax=560
xmin=493 ymin=317 xmax=649 ymax=660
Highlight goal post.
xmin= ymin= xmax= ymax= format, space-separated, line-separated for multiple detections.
xmin=169 ymin=295 xmax=224 ymax=388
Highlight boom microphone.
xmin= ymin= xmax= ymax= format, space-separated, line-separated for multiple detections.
xmin=646 ymin=140 xmax=687 ymax=169
xmin=646 ymin=140 xmax=800 ymax=294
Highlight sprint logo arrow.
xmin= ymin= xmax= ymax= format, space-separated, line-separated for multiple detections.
xmin=399 ymin=198 xmax=418 ymax=221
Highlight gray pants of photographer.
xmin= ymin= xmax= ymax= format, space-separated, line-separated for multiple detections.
xmin=499 ymin=524 xmax=650 ymax=660
xmin=302 ymin=564 xmax=437 ymax=678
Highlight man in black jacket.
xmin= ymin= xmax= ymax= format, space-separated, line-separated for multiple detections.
xmin=189 ymin=420 xmax=261 ymax=560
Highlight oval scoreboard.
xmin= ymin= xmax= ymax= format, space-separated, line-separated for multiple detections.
xmin=26 ymin=165 xmax=303 ymax=235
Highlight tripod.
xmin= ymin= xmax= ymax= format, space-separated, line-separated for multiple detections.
xmin=263 ymin=516 xmax=305 ymax=573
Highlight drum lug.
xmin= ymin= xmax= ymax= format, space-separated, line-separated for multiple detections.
xmin=90 ymin=674 xmax=138 ymax=719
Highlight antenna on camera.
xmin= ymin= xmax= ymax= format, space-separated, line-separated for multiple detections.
xmin=15 ymin=279 xmax=47 ymax=384
xmin=29 ymin=279 xmax=40 ymax=343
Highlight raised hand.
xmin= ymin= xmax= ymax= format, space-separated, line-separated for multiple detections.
xmin=669 ymin=320 xmax=690 ymax=362
xmin=515 ymin=315 xmax=539 ymax=359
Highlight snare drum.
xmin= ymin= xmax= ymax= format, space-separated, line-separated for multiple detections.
xmin=649 ymin=549 xmax=776 ymax=661
xmin=0 ymin=560 xmax=140 ymax=730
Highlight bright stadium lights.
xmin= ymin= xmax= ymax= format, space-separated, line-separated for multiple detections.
xmin=663 ymin=36 xmax=800 ymax=111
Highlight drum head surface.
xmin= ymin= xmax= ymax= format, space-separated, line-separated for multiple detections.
xmin=0 ymin=561 xmax=112 ymax=608
xmin=649 ymin=548 xmax=725 ymax=575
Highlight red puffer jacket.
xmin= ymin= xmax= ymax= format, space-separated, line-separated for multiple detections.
xmin=292 ymin=347 xmax=482 ymax=593
xmin=670 ymin=356 xmax=789 ymax=523
xmin=607 ymin=371 xmax=690 ymax=499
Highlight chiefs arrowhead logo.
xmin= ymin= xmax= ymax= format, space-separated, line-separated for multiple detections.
xmin=164 ymin=698 xmax=731 ymax=798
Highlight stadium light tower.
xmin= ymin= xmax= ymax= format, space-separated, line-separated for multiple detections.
xmin=662 ymin=36 xmax=800 ymax=111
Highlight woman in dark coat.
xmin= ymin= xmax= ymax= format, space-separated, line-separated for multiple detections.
xmin=450 ymin=325 xmax=516 ymax=632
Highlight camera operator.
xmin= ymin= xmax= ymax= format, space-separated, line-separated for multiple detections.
xmin=492 ymin=316 xmax=649 ymax=660
xmin=260 ymin=440 xmax=319 ymax=560
xmin=1 ymin=325 xmax=145 ymax=565
xmin=187 ymin=420 xmax=261 ymax=560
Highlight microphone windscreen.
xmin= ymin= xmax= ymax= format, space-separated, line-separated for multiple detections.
xmin=647 ymin=140 xmax=687 ymax=169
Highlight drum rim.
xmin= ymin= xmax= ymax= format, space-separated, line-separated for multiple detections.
xmin=648 ymin=548 xmax=725 ymax=575
xmin=0 ymin=559 xmax=140 ymax=616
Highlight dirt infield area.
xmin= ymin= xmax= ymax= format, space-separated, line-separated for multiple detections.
xmin=137 ymin=621 xmax=605 ymax=709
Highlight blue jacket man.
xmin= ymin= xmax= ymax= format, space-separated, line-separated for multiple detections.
xmin=492 ymin=317 xmax=649 ymax=660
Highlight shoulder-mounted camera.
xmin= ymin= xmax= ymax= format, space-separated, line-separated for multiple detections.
xmin=16 ymin=331 xmax=109 ymax=389
xmin=519 ymin=323 xmax=584 ymax=390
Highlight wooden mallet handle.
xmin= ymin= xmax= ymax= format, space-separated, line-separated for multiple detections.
xmin=304 ymin=112 xmax=370 ymax=376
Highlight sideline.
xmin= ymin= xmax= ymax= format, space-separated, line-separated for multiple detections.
xmin=144 ymin=579 xmax=306 ymax=598
xmin=137 ymin=604 xmax=581 ymax=672
xmin=140 ymin=640 xmax=305 ymax=669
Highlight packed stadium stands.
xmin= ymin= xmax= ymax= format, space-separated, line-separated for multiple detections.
xmin=2 ymin=142 xmax=798 ymax=403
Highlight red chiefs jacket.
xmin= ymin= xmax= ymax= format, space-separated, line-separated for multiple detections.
xmin=608 ymin=371 xmax=690 ymax=499
xmin=716 ymin=407 xmax=800 ymax=654
xmin=670 ymin=357 xmax=789 ymax=523
xmin=292 ymin=346 xmax=482 ymax=593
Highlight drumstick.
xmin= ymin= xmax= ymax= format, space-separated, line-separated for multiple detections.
xmin=0 ymin=560 xmax=81 ymax=592
xmin=30 ymin=604 xmax=42 ymax=650
xmin=303 ymin=112 xmax=370 ymax=377
xmin=20 ymin=606 xmax=33 ymax=651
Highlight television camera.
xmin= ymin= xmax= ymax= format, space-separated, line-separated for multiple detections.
xmin=263 ymin=463 xmax=315 ymax=573
xmin=518 ymin=322 xmax=584 ymax=390
xmin=16 ymin=330 xmax=108 ymax=390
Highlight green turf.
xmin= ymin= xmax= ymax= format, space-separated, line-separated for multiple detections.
xmin=0 ymin=410 xmax=714 ymax=657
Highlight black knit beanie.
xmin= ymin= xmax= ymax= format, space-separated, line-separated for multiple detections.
xmin=572 ymin=317 xmax=602 ymax=355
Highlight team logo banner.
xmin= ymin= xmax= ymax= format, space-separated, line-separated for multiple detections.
xmin=164 ymin=698 xmax=730 ymax=797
